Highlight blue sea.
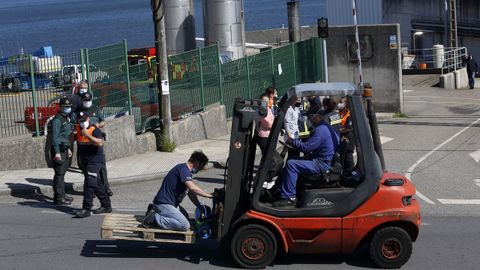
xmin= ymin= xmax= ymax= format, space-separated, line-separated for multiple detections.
xmin=0 ymin=0 xmax=325 ymax=57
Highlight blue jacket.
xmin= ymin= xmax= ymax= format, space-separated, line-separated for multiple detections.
xmin=292 ymin=121 xmax=339 ymax=164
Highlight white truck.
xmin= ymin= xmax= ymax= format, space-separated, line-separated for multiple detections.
xmin=61 ymin=64 xmax=109 ymax=84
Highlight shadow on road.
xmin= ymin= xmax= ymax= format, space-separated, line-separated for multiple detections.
xmin=80 ymin=240 xmax=375 ymax=268
xmin=81 ymin=239 xmax=235 ymax=268
xmin=5 ymin=181 xmax=77 ymax=215
xmin=25 ymin=177 xmax=83 ymax=196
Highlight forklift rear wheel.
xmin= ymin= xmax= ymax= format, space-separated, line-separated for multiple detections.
xmin=369 ymin=227 xmax=412 ymax=269
xmin=231 ymin=224 xmax=277 ymax=269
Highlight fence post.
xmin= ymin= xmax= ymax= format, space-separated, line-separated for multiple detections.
xmin=292 ymin=43 xmax=297 ymax=84
xmin=246 ymin=56 xmax=252 ymax=99
xmin=28 ymin=55 xmax=40 ymax=137
xmin=80 ymin=49 xmax=87 ymax=83
xmin=216 ymin=45 xmax=224 ymax=104
xmin=123 ymin=40 xmax=133 ymax=115
xmin=85 ymin=48 xmax=91 ymax=92
xmin=270 ymin=48 xmax=275 ymax=87
xmin=198 ymin=47 xmax=205 ymax=110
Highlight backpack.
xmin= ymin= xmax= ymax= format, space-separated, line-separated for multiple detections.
xmin=44 ymin=114 xmax=68 ymax=168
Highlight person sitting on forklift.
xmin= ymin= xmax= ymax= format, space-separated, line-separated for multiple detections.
xmin=143 ymin=151 xmax=215 ymax=231
xmin=273 ymin=109 xmax=339 ymax=207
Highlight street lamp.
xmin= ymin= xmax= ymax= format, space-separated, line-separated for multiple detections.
xmin=412 ymin=31 xmax=424 ymax=51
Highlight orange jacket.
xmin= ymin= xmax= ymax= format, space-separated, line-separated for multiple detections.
xmin=76 ymin=125 xmax=96 ymax=145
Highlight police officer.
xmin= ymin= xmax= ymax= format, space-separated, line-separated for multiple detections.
xmin=77 ymin=92 xmax=113 ymax=196
xmin=51 ymin=97 xmax=74 ymax=205
xmin=74 ymin=112 xmax=112 ymax=218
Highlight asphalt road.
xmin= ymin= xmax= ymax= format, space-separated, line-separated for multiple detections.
xmin=1 ymin=86 xmax=480 ymax=269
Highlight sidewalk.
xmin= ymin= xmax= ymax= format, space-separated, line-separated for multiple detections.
xmin=0 ymin=134 xmax=231 ymax=196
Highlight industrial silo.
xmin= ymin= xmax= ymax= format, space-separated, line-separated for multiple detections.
xmin=165 ymin=0 xmax=196 ymax=55
xmin=202 ymin=0 xmax=246 ymax=59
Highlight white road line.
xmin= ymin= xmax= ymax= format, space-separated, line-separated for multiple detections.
xmin=438 ymin=199 xmax=480 ymax=205
xmin=41 ymin=210 xmax=65 ymax=214
xmin=403 ymin=90 xmax=414 ymax=93
xmin=405 ymin=117 xmax=480 ymax=205
xmin=380 ymin=136 xmax=393 ymax=144
xmin=469 ymin=150 xmax=480 ymax=163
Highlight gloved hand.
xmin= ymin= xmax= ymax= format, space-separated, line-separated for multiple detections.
xmin=67 ymin=149 xmax=72 ymax=158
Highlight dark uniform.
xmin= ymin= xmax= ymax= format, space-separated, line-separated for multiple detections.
xmin=76 ymin=92 xmax=112 ymax=196
xmin=51 ymin=97 xmax=73 ymax=205
xmin=74 ymin=112 xmax=111 ymax=218
xmin=71 ymin=92 xmax=84 ymax=114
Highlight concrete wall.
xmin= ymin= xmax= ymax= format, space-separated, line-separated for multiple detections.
xmin=0 ymin=115 xmax=156 ymax=171
xmin=326 ymin=24 xmax=403 ymax=112
xmin=170 ymin=104 xmax=228 ymax=146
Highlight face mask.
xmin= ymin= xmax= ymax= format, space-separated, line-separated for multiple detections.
xmin=79 ymin=88 xmax=88 ymax=94
xmin=83 ymin=101 xmax=92 ymax=108
xmin=337 ymin=102 xmax=346 ymax=110
xmin=191 ymin=168 xmax=199 ymax=174
xmin=62 ymin=107 xmax=71 ymax=114
xmin=80 ymin=120 xmax=90 ymax=129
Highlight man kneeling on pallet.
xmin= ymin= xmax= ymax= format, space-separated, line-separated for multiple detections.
xmin=143 ymin=151 xmax=214 ymax=231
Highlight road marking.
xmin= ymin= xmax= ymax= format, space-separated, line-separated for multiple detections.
xmin=403 ymin=90 xmax=414 ymax=93
xmin=380 ymin=136 xmax=393 ymax=144
xmin=438 ymin=199 xmax=480 ymax=205
xmin=469 ymin=150 xmax=480 ymax=163
xmin=41 ymin=210 xmax=66 ymax=214
xmin=405 ymin=117 xmax=480 ymax=205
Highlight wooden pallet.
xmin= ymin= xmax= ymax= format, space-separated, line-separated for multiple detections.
xmin=101 ymin=213 xmax=195 ymax=244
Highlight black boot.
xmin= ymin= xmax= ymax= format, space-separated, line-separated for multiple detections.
xmin=54 ymin=197 xmax=72 ymax=205
xmin=92 ymin=207 xmax=112 ymax=214
xmin=74 ymin=209 xmax=91 ymax=218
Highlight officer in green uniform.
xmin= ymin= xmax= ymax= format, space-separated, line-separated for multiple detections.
xmin=51 ymin=97 xmax=74 ymax=205
xmin=78 ymin=92 xmax=112 ymax=196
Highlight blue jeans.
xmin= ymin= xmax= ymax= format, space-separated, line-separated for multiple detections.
xmin=279 ymin=159 xmax=330 ymax=199
xmin=149 ymin=203 xmax=190 ymax=231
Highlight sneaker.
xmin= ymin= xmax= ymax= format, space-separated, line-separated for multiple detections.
xmin=92 ymin=207 xmax=112 ymax=214
xmin=142 ymin=209 xmax=156 ymax=228
xmin=74 ymin=209 xmax=91 ymax=218
xmin=272 ymin=198 xmax=296 ymax=208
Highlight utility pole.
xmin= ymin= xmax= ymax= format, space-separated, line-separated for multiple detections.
xmin=151 ymin=0 xmax=172 ymax=141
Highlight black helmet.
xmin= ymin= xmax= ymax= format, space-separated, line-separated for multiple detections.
xmin=59 ymin=97 xmax=72 ymax=107
xmin=81 ymin=92 xmax=93 ymax=101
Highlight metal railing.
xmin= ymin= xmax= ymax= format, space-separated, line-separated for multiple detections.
xmin=402 ymin=46 xmax=467 ymax=74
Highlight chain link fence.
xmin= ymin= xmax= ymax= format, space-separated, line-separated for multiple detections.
xmin=1 ymin=37 xmax=325 ymax=138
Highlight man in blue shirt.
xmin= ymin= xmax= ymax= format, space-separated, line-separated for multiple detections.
xmin=273 ymin=110 xmax=339 ymax=207
xmin=144 ymin=151 xmax=214 ymax=231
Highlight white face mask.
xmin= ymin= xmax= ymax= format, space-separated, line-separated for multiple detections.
xmin=80 ymin=120 xmax=90 ymax=129
xmin=79 ymin=88 xmax=88 ymax=94
xmin=337 ymin=102 xmax=346 ymax=110
xmin=62 ymin=107 xmax=72 ymax=114
xmin=83 ymin=101 xmax=92 ymax=108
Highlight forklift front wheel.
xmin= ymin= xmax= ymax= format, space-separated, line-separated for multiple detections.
xmin=231 ymin=224 xmax=277 ymax=269
xmin=369 ymin=227 xmax=413 ymax=269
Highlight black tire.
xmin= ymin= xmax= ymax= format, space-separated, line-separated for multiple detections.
xmin=4 ymin=77 xmax=13 ymax=91
xmin=369 ymin=227 xmax=413 ymax=269
xmin=231 ymin=224 xmax=277 ymax=269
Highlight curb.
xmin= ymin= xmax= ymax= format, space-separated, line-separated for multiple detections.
xmin=0 ymin=172 xmax=169 ymax=197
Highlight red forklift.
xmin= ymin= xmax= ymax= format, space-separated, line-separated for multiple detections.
xmin=101 ymin=82 xmax=420 ymax=269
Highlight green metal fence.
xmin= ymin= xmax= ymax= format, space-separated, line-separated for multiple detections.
xmin=0 ymin=37 xmax=325 ymax=138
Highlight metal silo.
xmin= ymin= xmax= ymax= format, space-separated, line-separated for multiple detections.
xmin=165 ymin=0 xmax=196 ymax=55
xmin=202 ymin=0 xmax=246 ymax=59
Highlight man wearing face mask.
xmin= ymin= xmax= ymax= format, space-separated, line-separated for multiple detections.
xmin=50 ymin=97 xmax=74 ymax=205
xmin=143 ymin=151 xmax=215 ymax=231
xmin=71 ymin=81 xmax=89 ymax=114
xmin=74 ymin=112 xmax=111 ymax=218
xmin=77 ymin=92 xmax=112 ymax=195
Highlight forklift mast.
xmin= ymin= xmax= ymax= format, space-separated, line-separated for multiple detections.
xmin=219 ymin=98 xmax=267 ymax=239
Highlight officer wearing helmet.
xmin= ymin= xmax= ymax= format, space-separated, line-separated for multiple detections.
xmin=50 ymin=97 xmax=74 ymax=205
xmin=76 ymin=92 xmax=112 ymax=196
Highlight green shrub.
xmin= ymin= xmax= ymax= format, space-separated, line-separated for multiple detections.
xmin=159 ymin=135 xmax=176 ymax=152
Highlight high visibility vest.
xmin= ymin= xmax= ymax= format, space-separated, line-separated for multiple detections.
xmin=76 ymin=126 xmax=96 ymax=145
xmin=340 ymin=110 xmax=351 ymax=127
